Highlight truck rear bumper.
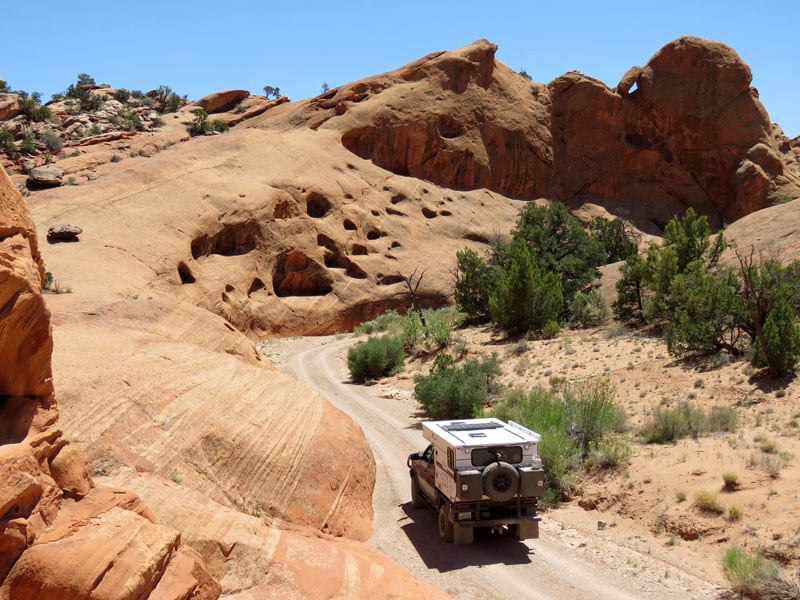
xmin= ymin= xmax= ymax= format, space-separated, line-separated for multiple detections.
xmin=454 ymin=515 xmax=541 ymax=528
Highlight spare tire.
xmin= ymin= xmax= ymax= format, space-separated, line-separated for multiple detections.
xmin=482 ymin=461 xmax=519 ymax=502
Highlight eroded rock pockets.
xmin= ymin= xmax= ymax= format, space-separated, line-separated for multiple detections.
xmin=273 ymin=249 xmax=333 ymax=297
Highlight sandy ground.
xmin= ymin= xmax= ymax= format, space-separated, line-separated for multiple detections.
xmin=264 ymin=334 xmax=739 ymax=600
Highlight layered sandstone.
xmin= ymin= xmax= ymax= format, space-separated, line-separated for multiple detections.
xmin=0 ymin=166 xmax=220 ymax=598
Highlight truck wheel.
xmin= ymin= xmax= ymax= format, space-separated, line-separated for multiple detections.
xmin=438 ymin=505 xmax=454 ymax=542
xmin=410 ymin=475 xmax=425 ymax=508
xmin=482 ymin=461 xmax=519 ymax=502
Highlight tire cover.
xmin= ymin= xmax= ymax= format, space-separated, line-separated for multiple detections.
xmin=482 ymin=461 xmax=519 ymax=502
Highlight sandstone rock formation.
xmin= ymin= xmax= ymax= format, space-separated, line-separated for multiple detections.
xmin=193 ymin=90 xmax=250 ymax=114
xmin=0 ymin=94 xmax=20 ymax=121
xmin=280 ymin=36 xmax=799 ymax=234
xmin=0 ymin=165 xmax=220 ymax=599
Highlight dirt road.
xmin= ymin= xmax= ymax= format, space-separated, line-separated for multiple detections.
xmin=269 ymin=335 xmax=721 ymax=600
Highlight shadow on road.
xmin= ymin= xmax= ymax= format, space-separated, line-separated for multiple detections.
xmin=398 ymin=502 xmax=534 ymax=572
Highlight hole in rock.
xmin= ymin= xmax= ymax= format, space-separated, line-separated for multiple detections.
xmin=306 ymin=192 xmax=332 ymax=218
xmin=421 ymin=207 xmax=437 ymax=219
xmin=177 ymin=262 xmax=195 ymax=284
xmin=272 ymin=250 xmax=333 ymax=297
xmin=191 ymin=220 xmax=261 ymax=259
xmin=248 ymin=278 xmax=265 ymax=295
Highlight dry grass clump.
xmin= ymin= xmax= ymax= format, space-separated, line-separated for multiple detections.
xmin=693 ymin=490 xmax=725 ymax=514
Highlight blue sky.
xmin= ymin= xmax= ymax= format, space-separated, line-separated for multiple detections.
xmin=3 ymin=1 xmax=798 ymax=136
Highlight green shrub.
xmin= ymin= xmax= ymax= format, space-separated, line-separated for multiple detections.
xmin=124 ymin=113 xmax=144 ymax=131
xmin=722 ymin=546 xmax=798 ymax=598
xmin=19 ymin=135 xmax=35 ymax=155
xmin=188 ymin=109 xmax=210 ymax=135
xmin=454 ymin=248 xmax=493 ymax=323
xmin=489 ymin=240 xmax=563 ymax=335
xmin=569 ymin=288 xmax=610 ymax=328
xmin=641 ymin=401 xmax=736 ymax=443
xmin=589 ymin=216 xmax=637 ymax=264
xmin=354 ymin=310 xmax=405 ymax=336
xmin=114 ymin=88 xmax=131 ymax=103
xmin=0 ymin=130 xmax=18 ymax=158
xmin=541 ymin=319 xmax=561 ymax=339
xmin=589 ymin=434 xmax=632 ymax=468
xmin=489 ymin=380 xmax=626 ymax=502
xmin=752 ymin=294 xmax=800 ymax=376
xmin=707 ymin=405 xmax=738 ymax=433
xmin=41 ymin=130 xmax=63 ymax=152
xmin=212 ymin=119 xmax=229 ymax=132
xmin=414 ymin=353 xmax=500 ymax=419
xmin=347 ymin=335 xmax=405 ymax=383
xmin=722 ymin=471 xmax=739 ymax=490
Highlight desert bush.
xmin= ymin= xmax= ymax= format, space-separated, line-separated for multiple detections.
xmin=727 ymin=506 xmax=742 ymax=521
xmin=693 ymin=490 xmax=724 ymax=514
xmin=453 ymin=248 xmax=494 ymax=323
xmin=188 ymin=109 xmax=210 ymax=135
xmin=722 ymin=471 xmax=739 ymax=490
xmin=708 ymin=405 xmax=738 ymax=433
xmin=751 ymin=294 xmax=800 ymax=376
xmin=589 ymin=434 xmax=632 ymax=468
xmin=19 ymin=134 xmax=35 ymax=155
xmin=569 ymin=288 xmax=610 ymax=328
xmin=0 ymin=130 xmax=18 ymax=158
xmin=40 ymin=130 xmax=63 ymax=152
xmin=347 ymin=335 xmax=405 ymax=383
xmin=114 ymin=88 xmax=131 ymax=103
xmin=0 ymin=78 xmax=8 ymax=93
xmin=489 ymin=240 xmax=563 ymax=335
xmin=641 ymin=401 xmax=736 ymax=443
xmin=414 ymin=353 xmax=500 ymax=419
xmin=489 ymin=380 xmax=626 ymax=502
xmin=721 ymin=546 xmax=799 ymax=599
xmin=747 ymin=453 xmax=786 ymax=479
xmin=123 ymin=113 xmax=144 ymax=131
xmin=354 ymin=310 xmax=405 ymax=336
xmin=211 ymin=119 xmax=229 ymax=132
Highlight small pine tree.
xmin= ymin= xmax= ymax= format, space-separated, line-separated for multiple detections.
xmin=453 ymin=248 xmax=493 ymax=323
xmin=752 ymin=295 xmax=800 ymax=376
xmin=489 ymin=241 xmax=563 ymax=335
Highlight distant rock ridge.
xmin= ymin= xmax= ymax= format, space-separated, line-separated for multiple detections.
xmin=281 ymin=36 xmax=799 ymax=233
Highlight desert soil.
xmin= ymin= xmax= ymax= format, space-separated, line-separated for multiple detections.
xmin=266 ymin=334 xmax=731 ymax=600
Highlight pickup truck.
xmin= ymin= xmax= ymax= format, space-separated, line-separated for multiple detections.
xmin=407 ymin=418 xmax=545 ymax=544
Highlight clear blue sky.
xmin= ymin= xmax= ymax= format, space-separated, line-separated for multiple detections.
xmin=3 ymin=1 xmax=798 ymax=136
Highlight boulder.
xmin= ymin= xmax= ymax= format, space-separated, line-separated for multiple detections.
xmin=194 ymin=90 xmax=250 ymax=114
xmin=27 ymin=166 xmax=64 ymax=188
xmin=0 ymin=94 xmax=20 ymax=120
xmin=46 ymin=223 xmax=82 ymax=243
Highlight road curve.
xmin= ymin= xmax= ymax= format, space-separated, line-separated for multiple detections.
xmin=272 ymin=335 xmax=719 ymax=600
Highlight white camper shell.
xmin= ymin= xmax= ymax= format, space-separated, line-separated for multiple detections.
xmin=422 ymin=418 xmax=544 ymax=503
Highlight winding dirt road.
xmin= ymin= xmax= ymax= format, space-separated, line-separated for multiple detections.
xmin=270 ymin=335 xmax=721 ymax=600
